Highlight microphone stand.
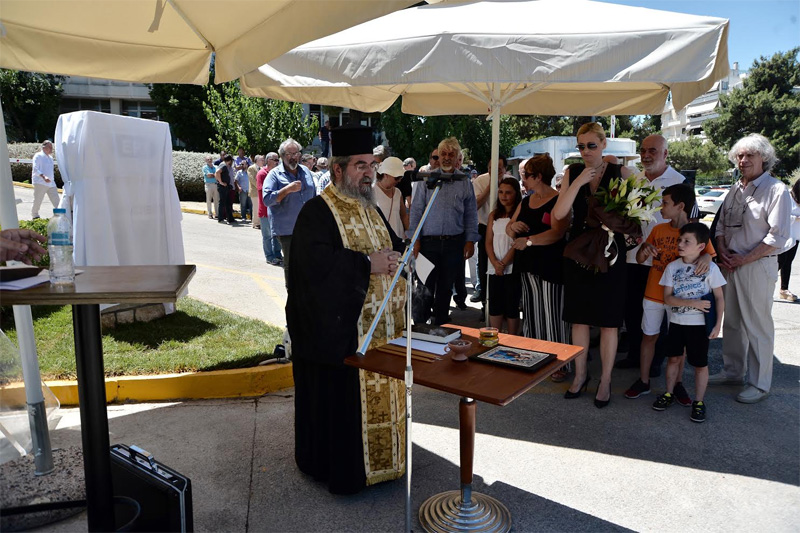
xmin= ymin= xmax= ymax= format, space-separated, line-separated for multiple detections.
xmin=357 ymin=171 xmax=459 ymax=533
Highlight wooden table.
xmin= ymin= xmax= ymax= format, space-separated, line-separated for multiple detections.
xmin=1 ymin=265 xmax=195 ymax=532
xmin=345 ymin=325 xmax=583 ymax=533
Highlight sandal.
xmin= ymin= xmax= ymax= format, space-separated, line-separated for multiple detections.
xmin=550 ymin=369 xmax=568 ymax=383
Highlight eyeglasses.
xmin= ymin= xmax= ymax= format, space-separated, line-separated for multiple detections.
xmin=284 ymin=151 xmax=302 ymax=158
xmin=352 ymin=161 xmax=379 ymax=173
xmin=430 ymin=155 xmax=439 ymax=161
xmin=268 ymin=158 xmax=279 ymax=162
xmin=576 ymin=143 xmax=599 ymax=151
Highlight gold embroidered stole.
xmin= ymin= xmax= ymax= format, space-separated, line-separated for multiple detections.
xmin=320 ymin=184 xmax=407 ymax=485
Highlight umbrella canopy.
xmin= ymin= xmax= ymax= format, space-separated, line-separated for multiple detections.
xmin=241 ymin=0 xmax=729 ymax=115
xmin=0 ymin=0 xmax=417 ymax=84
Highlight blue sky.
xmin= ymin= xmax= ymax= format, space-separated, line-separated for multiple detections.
xmin=595 ymin=0 xmax=799 ymax=71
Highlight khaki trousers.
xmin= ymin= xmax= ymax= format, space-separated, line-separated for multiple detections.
xmin=32 ymin=184 xmax=60 ymax=217
xmin=722 ymin=256 xmax=778 ymax=391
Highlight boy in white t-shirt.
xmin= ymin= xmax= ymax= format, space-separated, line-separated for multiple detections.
xmin=656 ymin=223 xmax=726 ymax=423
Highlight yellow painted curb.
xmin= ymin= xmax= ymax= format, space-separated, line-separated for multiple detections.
xmin=0 ymin=363 xmax=294 ymax=407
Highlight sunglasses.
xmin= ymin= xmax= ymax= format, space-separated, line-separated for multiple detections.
xmin=576 ymin=143 xmax=599 ymax=151
xmin=430 ymin=155 xmax=439 ymax=160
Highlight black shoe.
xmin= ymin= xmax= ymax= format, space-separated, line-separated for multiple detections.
xmin=594 ymin=383 xmax=611 ymax=408
xmin=614 ymin=358 xmax=640 ymax=369
xmin=564 ymin=375 xmax=590 ymax=399
xmin=652 ymin=392 xmax=674 ymax=411
xmin=454 ymin=299 xmax=467 ymax=310
xmin=624 ymin=378 xmax=651 ymax=399
xmin=674 ymin=382 xmax=692 ymax=407
xmin=690 ymin=401 xmax=706 ymax=423
xmin=469 ymin=293 xmax=484 ymax=303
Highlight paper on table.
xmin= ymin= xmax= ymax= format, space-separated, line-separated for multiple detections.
xmin=415 ymin=253 xmax=434 ymax=285
xmin=388 ymin=336 xmax=448 ymax=356
xmin=0 ymin=272 xmax=50 ymax=291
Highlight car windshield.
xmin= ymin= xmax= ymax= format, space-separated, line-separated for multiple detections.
xmin=702 ymin=191 xmax=726 ymax=197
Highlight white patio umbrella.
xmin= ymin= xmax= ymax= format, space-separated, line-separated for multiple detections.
xmin=241 ymin=0 xmax=730 ymax=220
xmin=0 ymin=0 xmax=417 ymax=478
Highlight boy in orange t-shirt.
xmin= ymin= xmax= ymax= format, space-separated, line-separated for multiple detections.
xmin=624 ymin=184 xmax=715 ymax=402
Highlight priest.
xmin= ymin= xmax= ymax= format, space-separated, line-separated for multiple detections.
xmin=287 ymin=125 xmax=407 ymax=494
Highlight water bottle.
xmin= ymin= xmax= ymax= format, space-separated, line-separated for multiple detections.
xmin=47 ymin=208 xmax=75 ymax=285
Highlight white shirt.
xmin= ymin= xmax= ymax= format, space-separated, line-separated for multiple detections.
xmin=374 ymin=185 xmax=404 ymax=238
xmin=31 ymin=150 xmax=56 ymax=187
xmin=486 ymin=217 xmax=514 ymax=275
xmin=660 ymin=259 xmax=726 ymax=326
xmin=626 ymin=165 xmax=688 ymax=265
xmin=473 ymin=173 xmax=491 ymax=225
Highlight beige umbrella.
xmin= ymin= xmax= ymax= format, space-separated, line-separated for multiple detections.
xmin=0 ymin=0 xmax=418 ymax=83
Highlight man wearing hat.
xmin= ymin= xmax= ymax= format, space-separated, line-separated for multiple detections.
xmin=287 ymin=125 xmax=407 ymax=495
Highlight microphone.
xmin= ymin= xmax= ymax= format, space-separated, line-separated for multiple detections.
xmin=405 ymin=168 xmax=469 ymax=189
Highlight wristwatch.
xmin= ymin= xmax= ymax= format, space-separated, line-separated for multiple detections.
xmin=526 ymin=239 xmax=533 ymax=247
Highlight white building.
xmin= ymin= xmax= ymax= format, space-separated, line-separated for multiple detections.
xmin=661 ymin=63 xmax=746 ymax=142
xmin=511 ymin=135 xmax=638 ymax=175
xmin=59 ymin=76 xmax=158 ymax=119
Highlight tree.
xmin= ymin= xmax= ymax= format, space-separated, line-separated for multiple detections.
xmin=0 ymin=69 xmax=63 ymax=142
xmin=203 ymin=81 xmax=318 ymax=155
xmin=665 ymin=137 xmax=728 ymax=176
xmin=705 ymin=48 xmax=800 ymax=176
xmin=380 ymin=100 xmax=520 ymax=172
xmin=149 ymin=82 xmax=216 ymax=152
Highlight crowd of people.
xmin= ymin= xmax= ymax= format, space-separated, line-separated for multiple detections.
xmin=198 ymin=123 xmax=797 ymax=494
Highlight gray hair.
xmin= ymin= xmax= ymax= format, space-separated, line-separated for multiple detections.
xmin=266 ymin=151 xmax=278 ymax=160
xmin=728 ymin=133 xmax=778 ymax=172
xmin=41 ymin=140 xmax=53 ymax=148
xmin=403 ymin=157 xmax=415 ymax=167
xmin=278 ymin=138 xmax=302 ymax=156
xmin=254 ymin=154 xmax=265 ymax=164
xmin=329 ymin=156 xmax=352 ymax=182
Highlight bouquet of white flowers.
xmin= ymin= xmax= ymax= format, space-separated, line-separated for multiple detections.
xmin=595 ymin=175 xmax=661 ymax=226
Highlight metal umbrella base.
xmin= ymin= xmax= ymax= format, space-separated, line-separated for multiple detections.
xmin=419 ymin=488 xmax=511 ymax=533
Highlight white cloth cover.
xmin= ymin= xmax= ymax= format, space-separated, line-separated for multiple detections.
xmin=54 ymin=111 xmax=184 ymax=268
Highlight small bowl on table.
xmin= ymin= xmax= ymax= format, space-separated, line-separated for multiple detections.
xmin=445 ymin=339 xmax=473 ymax=362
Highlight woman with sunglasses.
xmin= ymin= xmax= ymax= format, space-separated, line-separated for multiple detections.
xmin=552 ymin=122 xmax=633 ymax=408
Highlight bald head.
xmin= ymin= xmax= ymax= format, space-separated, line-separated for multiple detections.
xmin=639 ymin=134 xmax=668 ymax=179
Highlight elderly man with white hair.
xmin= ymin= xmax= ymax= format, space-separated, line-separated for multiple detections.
xmin=31 ymin=140 xmax=60 ymax=219
xmin=709 ymin=133 xmax=792 ymax=404
xmin=263 ymin=138 xmax=317 ymax=285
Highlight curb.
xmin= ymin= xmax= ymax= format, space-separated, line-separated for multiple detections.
xmin=0 ymin=363 xmax=294 ymax=407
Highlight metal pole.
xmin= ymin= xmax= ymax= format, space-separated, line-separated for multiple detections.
xmin=0 ymin=96 xmax=54 ymax=476
xmin=486 ymin=90 xmax=501 ymax=327
xmin=405 ymin=255 xmax=414 ymax=533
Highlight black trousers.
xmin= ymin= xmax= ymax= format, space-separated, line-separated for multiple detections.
xmin=778 ymin=241 xmax=798 ymax=291
xmin=476 ymin=223 xmax=487 ymax=300
xmin=217 ymin=184 xmax=234 ymax=222
xmin=421 ymin=237 xmax=465 ymax=325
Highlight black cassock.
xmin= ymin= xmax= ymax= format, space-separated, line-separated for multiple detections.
xmin=287 ymin=195 xmax=403 ymax=494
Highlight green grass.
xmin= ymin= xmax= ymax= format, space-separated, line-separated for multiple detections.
xmin=0 ymin=298 xmax=283 ymax=380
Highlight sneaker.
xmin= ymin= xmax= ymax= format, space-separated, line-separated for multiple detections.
xmin=690 ymin=401 xmax=706 ymax=423
xmin=708 ymin=372 xmax=744 ymax=385
xmin=674 ymin=382 xmax=692 ymax=407
xmin=779 ymin=289 xmax=798 ymax=302
xmin=624 ymin=379 xmax=651 ymax=399
xmin=652 ymin=392 xmax=674 ymax=411
xmin=736 ymin=385 xmax=769 ymax=404
xmin=469 ymin=293 xmax=484 ymax=303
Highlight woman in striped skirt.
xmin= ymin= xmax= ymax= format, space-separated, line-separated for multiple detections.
xmin=507 ymin=154 xmax=571 ymax=378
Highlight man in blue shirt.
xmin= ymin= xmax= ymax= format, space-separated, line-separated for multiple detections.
xmin=408 ymin=137 xmax=480 ymax=325
xmin=263 ymin=138 xmax=317 ymax=286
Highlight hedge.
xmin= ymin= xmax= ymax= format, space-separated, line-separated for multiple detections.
xmin=7 ymin=143 xmax=215 ymax=202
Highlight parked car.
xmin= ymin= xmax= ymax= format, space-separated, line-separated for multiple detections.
xmin=697 ymin=188 xmax=728 ymax=217
xmin=695 ymin=186 xmax=712 ymax=196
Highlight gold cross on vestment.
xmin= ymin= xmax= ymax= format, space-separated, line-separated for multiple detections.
xmin=344 ymin=216 xmax=366 ymax=238
xmin=367 ymin=374 xmax=389 ymax=393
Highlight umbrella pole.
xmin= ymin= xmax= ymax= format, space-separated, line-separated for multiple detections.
xmin=0 ymin=97 xmax=54 ymax=476
xmin=405 ymin=254 xmax=413 ymax=533
xmin=485 ymin=97 xmax=501 ymax=327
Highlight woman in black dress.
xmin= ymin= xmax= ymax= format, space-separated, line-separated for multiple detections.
xmin=507 ymin=155 xmax=570 ymax=379
xmin=552 ymin=122 xmax=633 ymax=408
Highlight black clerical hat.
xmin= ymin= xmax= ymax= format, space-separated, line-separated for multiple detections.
xmin=331 ymin=125 xmax=373 ymax=157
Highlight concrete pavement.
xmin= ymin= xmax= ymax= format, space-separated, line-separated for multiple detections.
xmin=7 ymin=184 xmax=800 ymax=532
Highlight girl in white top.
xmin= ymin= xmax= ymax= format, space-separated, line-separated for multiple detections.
xmin=486 ymin=178 xmax=523 ymax=333
xmin=373 ymin=157 xmax=408 ymax=238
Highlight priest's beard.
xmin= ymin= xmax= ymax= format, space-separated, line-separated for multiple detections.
xmin=339 ymin=175 xmax=376 ymax=209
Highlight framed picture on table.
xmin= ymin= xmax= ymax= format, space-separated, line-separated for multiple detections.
xmin=469 ymin=345 xmax=556 ymax=372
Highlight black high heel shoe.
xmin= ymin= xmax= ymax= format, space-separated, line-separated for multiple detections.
xmin=564 ymin=375 xmax=590 ymax=399
xmin=594 ymin=383 xmax=611 ymax=409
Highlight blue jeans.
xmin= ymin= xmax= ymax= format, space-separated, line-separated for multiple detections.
xmin=261 ymin=216 xmax=283 ymax=262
